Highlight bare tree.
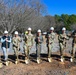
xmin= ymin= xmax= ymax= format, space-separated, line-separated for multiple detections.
xmin=0 ymin=0 xmax=47 ymax=34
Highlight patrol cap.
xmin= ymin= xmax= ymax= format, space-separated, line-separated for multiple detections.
xmin=28 ymin=27 xmax=32 ymax=31
xmin=14 ymin=31 xmax=18 ymax=34
xmin=62 ymin=27 xmax=66 ymax=31
xmin=4 ymin=30 xmax=8 ymax=34
xmin=50 ymin=27 xmax=54 ymax=30
xmin=37 ymin=29 xmax=41 ymax=33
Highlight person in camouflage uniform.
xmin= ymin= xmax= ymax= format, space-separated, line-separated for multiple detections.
xmin=23 ymin=27 xmax=34 ymax=64
xmin=70 ymin=33 xmax=76 ymax=62
xmin=47 ymin=27 xmax=55 ymax=62
xmin=58 ymin=27 xmax=69 ymax=62
xmin=12 ymin=31 xmax=21 ymax=64
xmin=35 ymin=29 xmax=43 ymax=64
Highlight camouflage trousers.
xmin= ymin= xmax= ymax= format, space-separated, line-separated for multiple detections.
xmin=47 ymin=43 xmax=53 ymax=58
xmin=59 ymin=43 xmax=66 ymax=58
xmin=13 ymin=47 xmax=19 ymax=61
xmin=71 ymin=44 xmax=76 ymax=58
xmin=36 ymin=44 xmax=42 ymax=59
xmin=24 ymin=45 xmax=31 ymax=60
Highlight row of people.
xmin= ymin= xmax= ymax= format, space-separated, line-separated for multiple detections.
xmin=0 ymin=27 xmax=76 ymax=68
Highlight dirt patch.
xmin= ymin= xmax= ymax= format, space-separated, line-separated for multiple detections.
xmin=0 ymin=54 xmax=76 ymax=75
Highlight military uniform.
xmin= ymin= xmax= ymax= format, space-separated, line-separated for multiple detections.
xmin=70 ymin=34 xmax=76 ymax=62
xmin=12 ymin=36 xmax=21 ymax=64
xmin=47 ymin=32 xmax=55 ymax=62
xmin=35 ymin=34 xmax=43 ymax=64
xmin=23 ymin=33 xmax=34 ymax=64
xmin=58 ymin=33 xmax=69 ymax=62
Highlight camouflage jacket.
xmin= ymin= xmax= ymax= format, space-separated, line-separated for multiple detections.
xmin=58 ymin=33 xmax=69 ymax=44
xmin=24 ymin=33 xmax=34 ymax=46
xmin=47 ymin=32 xmax=55 ymax=44
xmin=12 ymin=36 xmax=21 ymax=48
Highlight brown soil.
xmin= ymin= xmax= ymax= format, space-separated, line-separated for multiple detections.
xmin=0 ymin=53 xmax=76 ymax=75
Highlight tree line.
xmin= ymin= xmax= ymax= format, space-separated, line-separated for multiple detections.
xmin=0 ymin=0 xmax=76 ymax=34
